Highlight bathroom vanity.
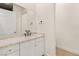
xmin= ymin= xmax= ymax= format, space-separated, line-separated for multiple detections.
xmin=0 ymin=33 xmax=45 ymax=56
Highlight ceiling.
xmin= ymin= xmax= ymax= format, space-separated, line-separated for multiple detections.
xmin=16 ymin=3 xmax=36 ymax=11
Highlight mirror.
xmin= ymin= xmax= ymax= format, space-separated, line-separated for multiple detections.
xmin=0 ymin=7 xmax=16 ymax=36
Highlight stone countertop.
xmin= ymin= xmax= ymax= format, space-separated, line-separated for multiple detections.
xmin=0 ymin=33 xmax=44 ymax=48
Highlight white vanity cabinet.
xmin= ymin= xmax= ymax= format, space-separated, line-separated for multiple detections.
xmin=34 ymin=37 xmax=45 ymax=56
xmin=20 ymin=40 xmax=35 ymax=56
xmin=0 ymin=44 xmax=19 ymax=56
xmin=0 ymin=35 xmax=45 ymax=56
xmin=20 ymin=36 xmax=45 ymax=56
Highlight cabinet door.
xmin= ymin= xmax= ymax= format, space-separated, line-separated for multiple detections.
xmin=35 ymin=37 xmax=45 ymax=56
xmin=0 ymin=44 xmax=19 ymax=56
xmin=20 ymin=40 xmax=35 ymax=56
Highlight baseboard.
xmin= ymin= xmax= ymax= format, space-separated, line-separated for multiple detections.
xmin=46 ymin=53 xmax=55 ymax=56
xmin=46 ymin=52 xmax=56 ymax=56
xmin=46 ymin=53 xmax=50 ymax=56
xmin=57 ymin=46 xmax=79 ymax=56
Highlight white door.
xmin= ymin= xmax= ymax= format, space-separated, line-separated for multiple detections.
xmin=36 ymin=4 xmax=56 ymax=55
xmin=20 ymin=40 xmax=35 ymax=56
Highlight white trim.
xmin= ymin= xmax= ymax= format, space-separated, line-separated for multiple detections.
xmin=46 ymin=53 xmax=50 ymax=56
xmin=46 ymin=52 xmax=56 ymax=56
xmin=57 ymin=46 xmax=79 ymax=55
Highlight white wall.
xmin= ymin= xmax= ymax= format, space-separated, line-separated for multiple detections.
xmin=14 ymin=4 xmax=37 ymax=34
xmin=0 ymin=9 xmax=16 ymax=35
xmin=13 ymin=4 xmax=24 ymax=34
xmin=16 ymin=3 xmax=36 ymax=12
xmin=21 ymin=4 xmax=37 ymax=33
xmin=56 ymin=3 xmax=79 ymax=54
xmin=36 ymin=3 xmax=56 ymax=55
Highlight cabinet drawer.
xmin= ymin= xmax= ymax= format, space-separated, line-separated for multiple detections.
xmin=6 ymin=51 xmax=19 ymax=56
xmin=0 ymin=51 xmax=19 ymax=56
xmin=0 ymin=44 xmax=19 ymax=55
